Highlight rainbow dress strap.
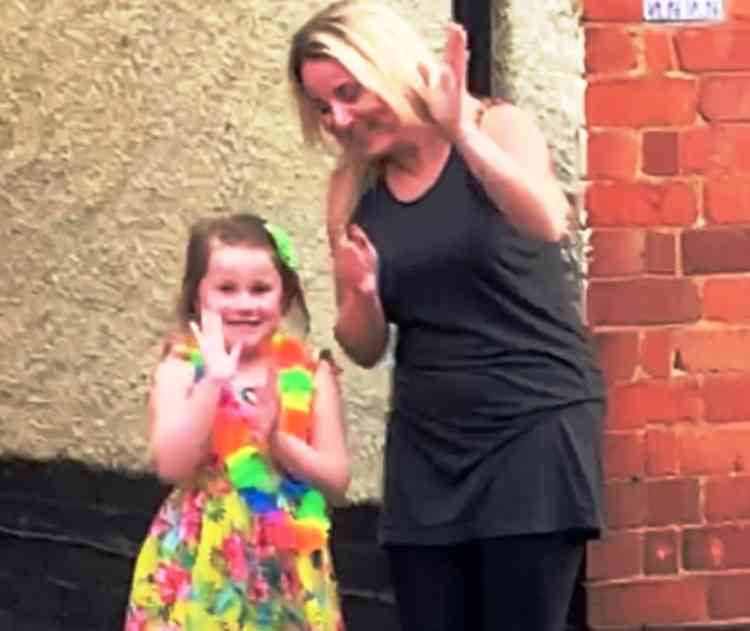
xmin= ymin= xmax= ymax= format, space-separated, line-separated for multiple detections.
xmin=173 ymin=334 xmax=330 ymax=554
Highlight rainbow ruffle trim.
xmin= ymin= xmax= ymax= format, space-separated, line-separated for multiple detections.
xmin=174 ymin=334 xmax=330 ymax=553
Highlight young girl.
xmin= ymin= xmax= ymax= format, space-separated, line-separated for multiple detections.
xmin=124 ymin=213 xmax=349 ymax=631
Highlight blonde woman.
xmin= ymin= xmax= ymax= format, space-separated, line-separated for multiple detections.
xmin=289 ymin=2 xmax=605 ymax=630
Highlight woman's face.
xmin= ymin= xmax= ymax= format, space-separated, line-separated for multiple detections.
xmin=300 ymin=58 xmax=401 ymax=158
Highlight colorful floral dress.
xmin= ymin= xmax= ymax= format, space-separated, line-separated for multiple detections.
xmin=124 ymin=335 xmax=344 ymax=631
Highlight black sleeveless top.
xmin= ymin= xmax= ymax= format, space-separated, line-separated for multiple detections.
xmin=353 ymin=148 xmax=605 ymax=545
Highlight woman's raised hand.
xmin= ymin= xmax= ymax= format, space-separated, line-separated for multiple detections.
xmin=189 ymin=310 xmax=242 ymax=386
xmin=423 ymin=22 xmax=471 ymax=141
xmin=334 ymin=224 xmax=378 ymax=295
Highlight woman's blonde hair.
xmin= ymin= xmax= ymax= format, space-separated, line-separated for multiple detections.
xmin=288 ymin=0 xmax=441 ymax=149
xmin=288 ymin=1 xmax=442 ymax=243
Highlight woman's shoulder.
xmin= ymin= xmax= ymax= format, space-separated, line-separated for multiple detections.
xmin=473 ymin=96 xmax=537 ymax=133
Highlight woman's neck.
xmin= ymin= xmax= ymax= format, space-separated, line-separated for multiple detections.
xmin=382 ymin=128 xmax=453 ymax=203
xmin=385 ymin=127 xmax=451 ymax=176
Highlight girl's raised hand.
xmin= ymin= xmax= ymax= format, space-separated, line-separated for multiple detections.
xmin=189 ymin=309 xmax=242 ymax=385
xmin=334 ymin=224 xmax=378 ymax=295
xmin=423 ymin=22 xmax=470 ymax=141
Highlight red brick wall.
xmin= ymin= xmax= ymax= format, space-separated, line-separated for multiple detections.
xmin=583 ymin=1 xmax=750 ymax=628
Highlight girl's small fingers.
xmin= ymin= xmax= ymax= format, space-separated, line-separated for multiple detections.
xmin=189 ymin=321 xmax=202 ymax=343
xmin=203 ymin=310 xmax=223 ymax=340
xmin=229 ymin=340 xmax=243 ymax=364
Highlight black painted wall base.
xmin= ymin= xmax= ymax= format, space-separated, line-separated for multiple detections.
xmin=0 ymin=458 xmax=585 ymax=630
xmin=0 ymin=458 xmax=397 ymax=631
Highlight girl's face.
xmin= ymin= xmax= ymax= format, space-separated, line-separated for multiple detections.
xmin=300 ymin=57 xmax=401 ymax=158
xmin=197 ymin=241 xmax=285 ymax=355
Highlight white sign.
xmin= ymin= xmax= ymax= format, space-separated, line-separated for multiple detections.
xmin=644 ymin=0 xmax=724 ymax=21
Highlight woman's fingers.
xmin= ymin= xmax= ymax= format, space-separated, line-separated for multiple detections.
xmin=348 ymin=224 xmax=377 ymax=259
xmin=201 ymin=309 xmax=225 ymax=349
xmin=417 ymin=62 xmax=431 ymax=87
xmin=443 ymin=23 xmax=468 ymax=93
xmin=348 ymin=242 xmax=376 ymax=271
xmin=347 ymin=223 xmax=367 ymax=244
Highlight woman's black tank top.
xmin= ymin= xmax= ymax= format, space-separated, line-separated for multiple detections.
xmin=352 ymin=148 xmax=605 ymax=544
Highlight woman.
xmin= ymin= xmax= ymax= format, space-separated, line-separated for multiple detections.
xmin=288 ymin=2 xmax=605 ymax=630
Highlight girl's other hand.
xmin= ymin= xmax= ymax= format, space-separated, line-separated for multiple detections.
xmin=254 ymin=366 xmax=280 ymax=443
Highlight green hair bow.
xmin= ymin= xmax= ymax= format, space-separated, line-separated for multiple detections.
xmin=265 ymin=222 xmax=299 ymax=271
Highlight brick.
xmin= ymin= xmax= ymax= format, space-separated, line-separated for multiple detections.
xmin=644 ymin=132 xmax=679 ymax=176
xmin=716 ymin=126 xmax=750 ymax=173
xmin=673 ymin=328 xmax=750 ymax=373
xmin=586 ymin=77 xmax=698 ymax=127
xmin=588 ymin=530 xmax=642 ymax=580
xmin=676 ymin=26 xmax=750 ymax=72
xmin=589 ymin=230 xmax=645 ymax=277
xmin=645 ymin=529 xmax=680 ymax=575
xmin=604 ymin=432 xmax=644 ymax=480
xmin=700 ymin=75 xmax=750 ymax=121
xmin=705 ymin=476 xmax=750 ymax=522
xmin=709 ymin=574 xmax=750 ymax=619
xmin=606 ymin=379 xmax=702 ymax=431
xmin=705 ymin=375 xmax=750 ymax=423
xmin=705 ymin=176 xmax=750 ymax=224
xmin=586 ymin=181 xmax=698 ymax=227
xmin=682 ymin=229 xmax=750 ymax=274
xmin=592 ymin=331 xmax=639 ymax=383
xmin=644 ymin=28 xmax=675 ymax=72
xmin=641 ymin=329 xmax=674 ymax=378
xmin=703 ymin=278 xmax=750 ymax=322
xmin=646 ymin=429 xmax=679 ymax=476
xmin=680 ymin=426 xmax=750 ymax=476
xmin=583 ymin=0 xmax=643 ymax=22
xmin=731 ymin=2 xmax=750 ymax=20
xmin=684 ymin=525 xmax=750 ymax=570
xmin=646 ymin=478 xmax=701 ymax=527
xmin=588 ymin=279 xmax=700 ymax=326
xmin=588 ymin=578 xmax=708 ymax=627
xmin=645 ymin=232 xmax=677 ymax=275
xmin=679 ymin=126 xmax=714 ymax=174
xmin=585 ymin=26 xmax=638 ymax=73
xmin=682 ymin=126 xmax=750 ymax=175
xmin=604 ymin=479 xmax=647 ymax=529
xmin=587 ymin=130 xmax=639 ymax=180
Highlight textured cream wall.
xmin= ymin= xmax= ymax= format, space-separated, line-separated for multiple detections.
xmin=0 ymin=0 xmax=582 ymax=503
xmin=493 ymin=0 xmax=584 ymax=194
xmin=492 ymin=0 xmax=588 ymax=291
xmin=0 ymin=0 xmax=449 ymax=502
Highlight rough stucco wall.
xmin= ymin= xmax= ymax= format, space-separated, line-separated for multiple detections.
xmin=492 ymin=0 xmax=588 ymax=289
xmin=0 ymin=0 xmax=449 ymax=502
xmin=492 ymin=0 xmax=584 ymax=191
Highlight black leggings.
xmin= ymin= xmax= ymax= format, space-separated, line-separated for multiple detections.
xmin=385 ymin=533 xmax=584 ymax=631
